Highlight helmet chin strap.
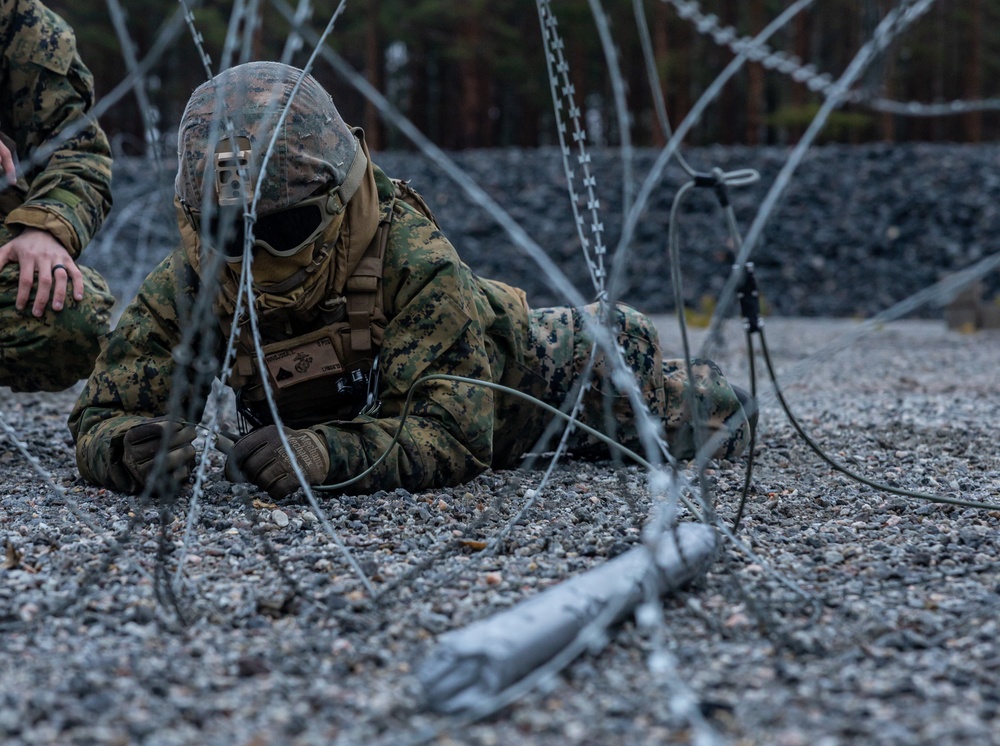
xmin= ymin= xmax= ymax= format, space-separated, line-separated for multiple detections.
xmin=331 ymin=131 xmax=368 ymax=212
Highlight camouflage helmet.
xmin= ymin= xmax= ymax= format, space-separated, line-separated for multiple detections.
xmin=175 ymin=61 xmax=366 ymax=221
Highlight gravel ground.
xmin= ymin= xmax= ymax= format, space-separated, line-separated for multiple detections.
xmin=2 ymin=316 xmax=999 ymax=745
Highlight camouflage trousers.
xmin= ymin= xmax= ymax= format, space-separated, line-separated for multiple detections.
xmin=526 ymin=303 xmax=749 ymax=461
xmin=0 ymin=262 xmax=115 ymax=392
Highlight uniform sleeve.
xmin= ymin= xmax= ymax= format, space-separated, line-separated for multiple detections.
xmin=69 ymin=251 xmax=194 ymax=491
xmin=0 ymin=0 xmax=113 ymax=256
xmin=312 ymin=215 xmax=499 ymax=494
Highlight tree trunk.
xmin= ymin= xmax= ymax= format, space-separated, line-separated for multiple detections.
xmin=879 ymin=48 xmax=896 ymax=143
xmin=668 ymin=4 xmax=691 ymax=142
xmin=963 ymin=0 xmax=984 ymax=142
xmin=410 ymin=38 xmax=429 ymax=145
xmin=788 ymin=8 xmax=811 ymax=144
xmin=364 ymin=0 xmax=384 ymax=150
xmin=651 ymin=0 xmax=670 ymax=147
xmin=746 ymin=0 xmax=765 ymax=144
xmin=457 ymin=14 xmax=486 ymax=148
xmin=717 ymin=0 xmax=738 ymax=144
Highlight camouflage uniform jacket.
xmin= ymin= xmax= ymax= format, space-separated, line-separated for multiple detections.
xmin=70 ymin=167 xmax=549 ymax=494
xmin=0 ymin=0 xmax=113 ymax=254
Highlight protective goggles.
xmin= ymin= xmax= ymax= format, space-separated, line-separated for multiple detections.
xmin=184 ymin=134 xmax=368 ymax=262
xmin=190 ymin=188 xmax=344 ymax=262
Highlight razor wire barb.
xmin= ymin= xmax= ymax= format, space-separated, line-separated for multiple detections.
xmin=537 ymin=0 xmax=609 ymax=301
xmin=184 ymin=4 xmax=996 ymax=600
xmin=2 ymin=0 xmax=999 ymax=740
xmin=162 ymin=1 xmax=804 ymax=732
xmin=168 ymin=0 xmax=379 ymax=601
xmin=275 ymin=0 xmax=685 ymax=510
xmin=532 ymin=0 xmax=679 ymax=552
xmin=696 ymin=0 xmax=939 ymax=355
xmin=0 ymin=0 xmax=950 ymax=611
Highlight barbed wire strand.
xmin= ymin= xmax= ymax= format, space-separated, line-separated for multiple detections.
xmin=4 ymin=0 xmax=998 ymax=741
xmin=698 ymin=0 xmax=938 ymax=357
xmin=668 ymin=0 xmax=1000 ymax=118
xmin=273 ymin=0 xmax=683 ymax=528
xmin=530 ymin=0 xmax=667 ymax=549
xmin=604 ymin=0 xmax=805 ymax=317
xmin=136 ymin=0 xmax=307 ymax=620
xmin=170 ymin=0 xmax=379 ymax=599
xmin=96 ymin=0 xmax=228 ymax=607
xmin=587 ymin=0 xmax=636 ymax=219
xmin=537 ymin=0 xmax=609 ymax=299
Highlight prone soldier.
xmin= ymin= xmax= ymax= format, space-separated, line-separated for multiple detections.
xmin=69 ymin=62 xmax=752 ymax=498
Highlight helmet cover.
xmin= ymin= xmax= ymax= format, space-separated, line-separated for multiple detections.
xmin=176 ymin=61 xmax=358 ymax=217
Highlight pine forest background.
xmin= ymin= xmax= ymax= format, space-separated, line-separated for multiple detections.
xmin=48 ymin=0 xmax=1000 ymax=153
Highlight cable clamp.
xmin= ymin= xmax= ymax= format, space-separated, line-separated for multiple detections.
xmin=736 ymin=262 xmax=762 ymax=333
xmin=692 ymin=168 xmax=731 ymax=208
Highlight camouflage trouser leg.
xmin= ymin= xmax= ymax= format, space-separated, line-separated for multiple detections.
xmin=526 ymin=303 xmax=749 ymax=461
xmin=0 ymin=263 xmax=115 ymax=392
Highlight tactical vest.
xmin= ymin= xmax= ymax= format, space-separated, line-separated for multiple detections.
xmin=230 ymin=179 xmax=439 ymax=432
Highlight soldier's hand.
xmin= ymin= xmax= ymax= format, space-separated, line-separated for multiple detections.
xmin=118 ymin=416 xmax=198 ymax=493
xmin=225 ymin=425 xmax=330 ymax=499
xmin=0 ymin=228 xmax=85 ymax=316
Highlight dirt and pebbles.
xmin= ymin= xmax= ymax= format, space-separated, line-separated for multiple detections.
xmin=2 ymin=315 xmax=999 ymax=745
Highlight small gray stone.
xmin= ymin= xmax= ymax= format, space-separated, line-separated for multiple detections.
xmin=272 ymin=509 xmax=289 ymax=528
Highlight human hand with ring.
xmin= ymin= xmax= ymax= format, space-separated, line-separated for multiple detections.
xmin=0 ymin=228 xmax=84 ymax=316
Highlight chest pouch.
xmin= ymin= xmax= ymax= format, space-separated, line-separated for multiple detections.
xmin=233 ymin=220 xmax=390 ymax=431
xmin=229 ymin=184 xmax=412 ymax=432
xmin=234 ymin=322 xmax=385 ymax=432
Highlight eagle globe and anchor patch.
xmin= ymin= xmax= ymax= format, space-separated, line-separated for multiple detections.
xmin=262 ymin=330 xmax=344 ymax=388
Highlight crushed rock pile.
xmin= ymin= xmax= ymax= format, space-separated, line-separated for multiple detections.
xmin=90 ymin=143 xmax=1000 ymax=319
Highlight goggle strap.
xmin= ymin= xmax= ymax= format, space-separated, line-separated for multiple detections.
xmin=332 ymin=143 xmax=368 ymax=213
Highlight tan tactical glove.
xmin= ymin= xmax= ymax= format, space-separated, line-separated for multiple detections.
xmin=224 ymin=425 xmax=330 ymax=499
xmin=114 ymin=416 xmax=197 ymax=493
